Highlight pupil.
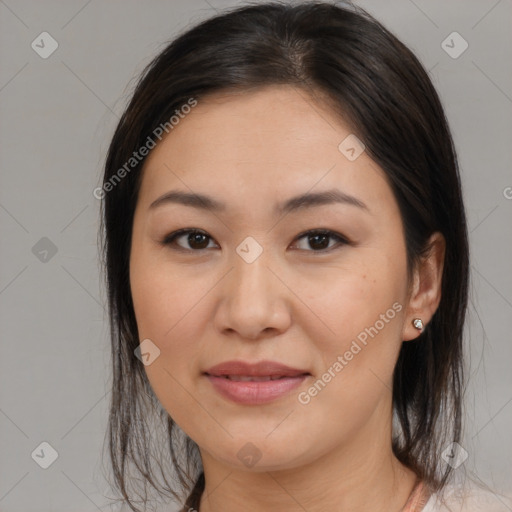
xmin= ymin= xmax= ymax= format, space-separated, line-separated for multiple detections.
xmin=185 ymin=232 xmax=331 ymax=250
xmin=190 ymin=232 xmax=208 ymax=249
xmin=310 ymin=234 xmax=329 ymax=250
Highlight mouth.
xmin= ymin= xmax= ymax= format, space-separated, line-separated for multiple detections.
xmin=205 ymin=359 xmax=310 ymax=378
xmin=203 ymin=360 xmax=311 ymax=404
xmin=212 ymin=375 xmax=305 ymax=381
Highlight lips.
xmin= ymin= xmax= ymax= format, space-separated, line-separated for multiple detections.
xmin=204 ymin=360 xmax=310 ymax=405
xmin=221 ymin=375 xmax=288 ymax=381
xmin=204 ymin=360 xmax=310 ymax=379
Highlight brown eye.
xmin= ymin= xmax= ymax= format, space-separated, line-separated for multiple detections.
xmin=162 ymin=229 xmax=217 ymax=251
xmin=162 ymin=228 xmax=349 ymax=253
xmin=293 ymin=230 xmax=349 ymax=252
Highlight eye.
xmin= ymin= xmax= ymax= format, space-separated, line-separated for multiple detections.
xmin=292 ymin=229 xmax=349 ymax=252
xmin=161 ymin=229 xmax=218 ymax=251
xmin=161 ymin=228 xmax=350 ymax=253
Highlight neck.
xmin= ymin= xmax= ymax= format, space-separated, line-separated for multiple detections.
xmin=197 ymin=406 xmax=418 ymax=512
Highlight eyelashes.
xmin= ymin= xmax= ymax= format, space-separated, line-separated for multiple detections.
xmin=160 ymin=228 xmax=350 ymax=253
xmin=162 ymin=229 xmax=216 ymax=251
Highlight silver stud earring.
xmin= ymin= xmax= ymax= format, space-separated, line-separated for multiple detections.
xmin=412 ymin=318 xmax=424 ymax=332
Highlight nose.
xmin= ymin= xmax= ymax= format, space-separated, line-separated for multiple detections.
xmin=213 ymin=247 xmax=292 ymax=340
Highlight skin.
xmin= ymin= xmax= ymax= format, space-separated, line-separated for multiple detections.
xmin=129 ymin=85 xmax=445 ymax=512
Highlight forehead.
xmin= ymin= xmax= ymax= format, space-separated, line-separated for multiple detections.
xmin=137 ymin=85 xmax=391 ymax=214
xmin=147 ymin=85 xmax=348 ymax=164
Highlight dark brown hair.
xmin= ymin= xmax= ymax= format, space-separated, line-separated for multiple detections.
xmin=98 ymin=1 xmax=469 ymax=510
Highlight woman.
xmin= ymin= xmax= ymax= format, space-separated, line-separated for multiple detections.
xmin=99 ymin=2 xmax=511 ymax=511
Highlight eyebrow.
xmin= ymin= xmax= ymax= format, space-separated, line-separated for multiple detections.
xmin=149 ymin=188 xmax=370 ymax=215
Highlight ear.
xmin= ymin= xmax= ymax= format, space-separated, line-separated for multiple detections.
xmin=402 ymin=232 xmax=446 ymax=341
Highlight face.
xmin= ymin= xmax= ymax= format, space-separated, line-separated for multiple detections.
xmin=129 ymin=85 xmax=414 ymax=472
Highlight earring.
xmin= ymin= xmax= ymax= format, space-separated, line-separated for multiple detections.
xmin=412 ymin=318 xmax=424 ymax=332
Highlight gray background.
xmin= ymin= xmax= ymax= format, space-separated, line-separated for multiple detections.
xmin=0 ymin=0 xmax=511 ymax=510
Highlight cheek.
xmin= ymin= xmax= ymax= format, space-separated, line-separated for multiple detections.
xmin=299 ymin=259 xmax=405 ymax=351
xmin=129 ymin=254 xmax=224 ymax=390
xmin=130 ymin=262 xmax=183 ymax=389
xmin=293 ymin=274 xmax=405 ymax=447
xmin=130 ymin=249 xmax=203 ymax=341
xmin=295 ymin=256 xmax=407 ymax=426
xmin=129 ymin=258 xmax=212 ymax=429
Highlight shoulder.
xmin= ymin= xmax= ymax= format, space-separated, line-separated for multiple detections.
xmin=422 ymin=483 xmax=512 ymax=512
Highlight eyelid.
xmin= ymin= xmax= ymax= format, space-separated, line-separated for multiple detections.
xmin=291 ymin=229 xmax=350 ymax=253
xmin=161 ymin=228 xmax=350 ymax=252
xmin=161 ymin=228 xmax=218 ymax=251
